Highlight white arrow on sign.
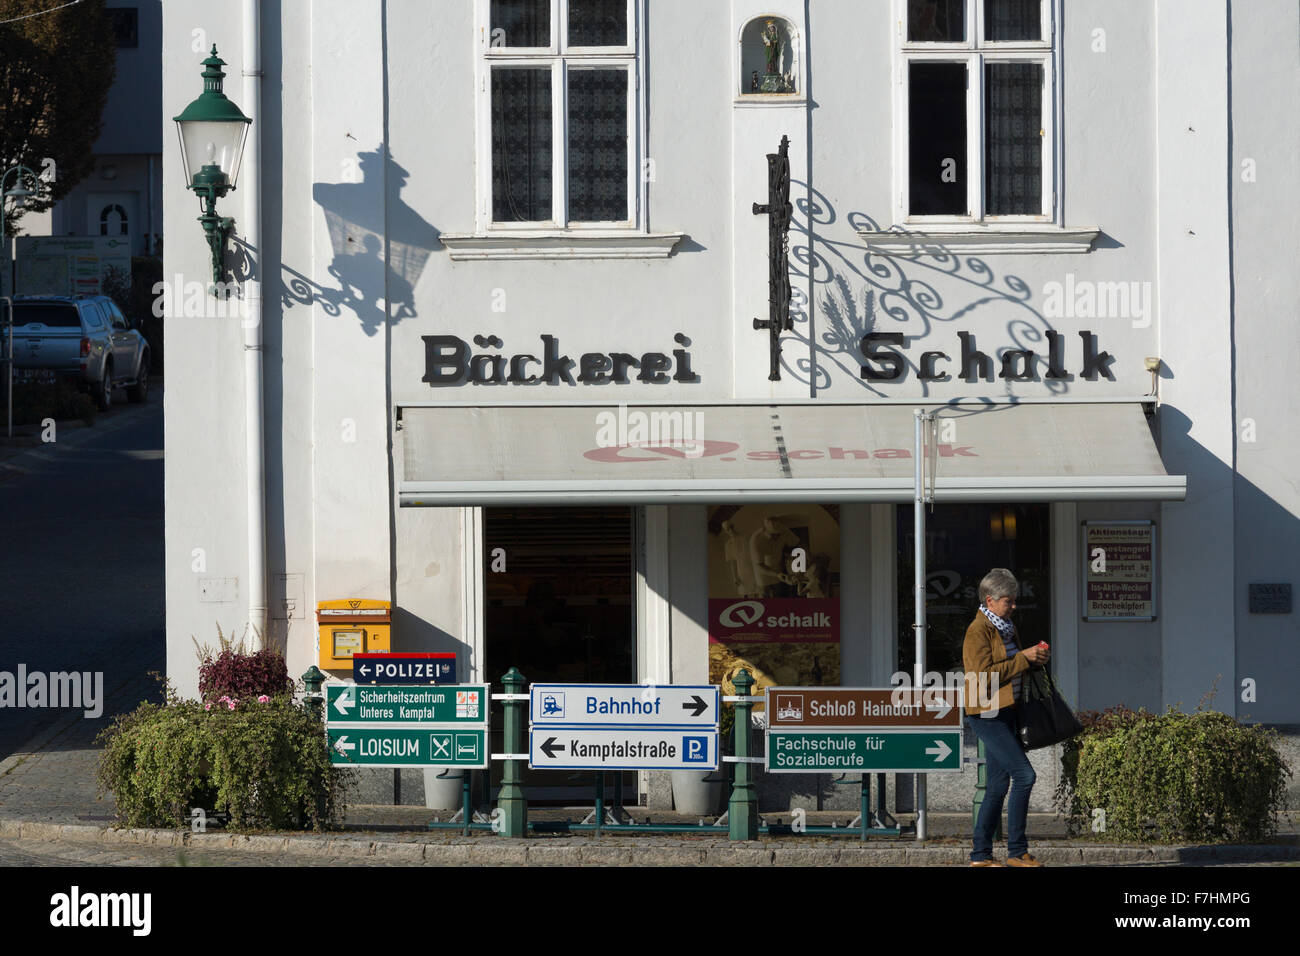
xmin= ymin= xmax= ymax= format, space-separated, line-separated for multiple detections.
xmin=333 ymin=735 xmax=356 ymax=755
xmin=925 ymin=739 xmax=952 ymax=763
xmin=333 ymin=687 xmax=356 ymax=716
xmin=357 ymin=664 xmax=371 ymax=676
xmin=923 ymin=693 xmax=953 ymax=720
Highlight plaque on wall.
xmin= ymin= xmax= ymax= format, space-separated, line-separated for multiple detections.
xmin=1082 ymin=521 xmax=1156 ymax=622
xmin=1249 ymin=583 xmax=1292 ymax=614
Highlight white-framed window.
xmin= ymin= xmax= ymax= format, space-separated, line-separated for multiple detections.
xmin=894 ymin=0 xmax=1059 ymax=224
xmin=475 ymin=0 xmax=642 ymax=232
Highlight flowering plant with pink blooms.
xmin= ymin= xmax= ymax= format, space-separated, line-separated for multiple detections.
xmin=96 ymin=675 xmax=349 ymax=832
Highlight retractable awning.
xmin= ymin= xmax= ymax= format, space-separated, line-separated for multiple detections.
xmin=397 ymin=403 xmax=1186 ymax=506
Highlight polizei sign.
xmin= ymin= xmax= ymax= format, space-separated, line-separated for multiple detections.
xmin=422 ymin=333 xmax=701 ymax=386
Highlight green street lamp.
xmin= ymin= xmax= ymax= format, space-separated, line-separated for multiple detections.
xmin=173 ymin=45 xmax=251 ymax=288
xmin=1 ymin=164 xmax=40 ymax=299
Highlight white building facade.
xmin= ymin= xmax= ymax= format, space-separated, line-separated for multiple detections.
xmin=161 ymin=0 xmax=1300 ymax=809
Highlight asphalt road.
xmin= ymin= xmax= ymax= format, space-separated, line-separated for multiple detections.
xmin=0 ymin=394 xmax=165 ymax=760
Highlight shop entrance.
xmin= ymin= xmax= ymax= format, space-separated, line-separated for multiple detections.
xmin=484 ymin=507 xmax=636 ymax=803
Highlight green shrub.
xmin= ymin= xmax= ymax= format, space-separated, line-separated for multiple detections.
xmin=96 ymin=682 xmax=352 ymax=831
xmin=5 ymin=379 xmax=96 ymax=427
xmin=1057 ymin=706 xmax=1290 ymax=843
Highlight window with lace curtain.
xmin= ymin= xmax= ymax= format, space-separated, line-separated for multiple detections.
xmin=899 ymin=0 xmax=1056 ymax=221
xmin=479 ymin=0 xmax=639 ymax=229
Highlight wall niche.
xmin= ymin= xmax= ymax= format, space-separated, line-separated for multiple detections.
xmin=739 ymin=16 xmax=799 ymax=96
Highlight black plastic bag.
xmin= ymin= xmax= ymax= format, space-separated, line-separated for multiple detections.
xmin=1017 ymin=667 xmax=1084 ymax=750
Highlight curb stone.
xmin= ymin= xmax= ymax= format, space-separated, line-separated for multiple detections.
xmin=324 ymin=839 xmax=376 ymax=858
xmin=425 ymin=844 xmax=474 ymax=865
xmin=59 ymin=825 xmax=113 ymax=845
xmin=466 ymin=843 xmax=529 ymax=866
xmin=373 ymin=841 xmax=426 ymax=862
xmin=4 ymin=818 xmax=1300 ymax=864
xmin=576 ymin=845 xmax=636 ymax=865
xmin=524 ymin=844 xmax=582 ymax=865
xmin=233 ymin=835 xmax=290 ymax=854
xmin=187 ymin=833 xmax=235 ymax=850
xmin=773 ymin=846 xmax=841 ymax=865
xmin=703 ymin=846 xmax=775 ymax=866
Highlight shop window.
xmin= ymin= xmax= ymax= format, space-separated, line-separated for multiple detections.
xmin=897 ymin=503 xmax=1050 ymax=679
xmin=899 ymin=0 xmax=1055 ymax=221
xmin=708 ymin=505 xmax=842 ymax=692
xmin=480 ymin=0 xmax=638 ymax=228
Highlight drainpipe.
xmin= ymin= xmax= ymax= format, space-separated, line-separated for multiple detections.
xmin=242 ymin=0 xmax=266 ymax=649
xmin=913 ymin=408 xmax=929 ymax=841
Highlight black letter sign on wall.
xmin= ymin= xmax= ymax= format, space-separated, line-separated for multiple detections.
xmin=753 ymin=135 xmax=794 ymax=381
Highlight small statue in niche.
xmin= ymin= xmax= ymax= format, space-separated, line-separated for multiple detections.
xmin=761 ymin=20 xmax=781 ymax=74
xmin=758 ymin=20 xmax=792 ymax=93
xmin=750 ymin=69 xmax=759 ymax=93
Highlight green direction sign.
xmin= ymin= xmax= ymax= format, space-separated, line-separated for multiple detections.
xmin=326 ymin=684 xmax=488 ymax=725
xmin=327 ymin=727 xmax=488 ymax=769
xmin=766 ymin=730 xmax=962 ymax=774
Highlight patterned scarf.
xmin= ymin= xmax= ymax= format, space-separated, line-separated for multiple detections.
xmin=980 ymin=605 xmax=1023 ymax=700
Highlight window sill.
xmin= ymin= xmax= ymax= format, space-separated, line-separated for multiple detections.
xmin=733 ymin=95 xmax=807 ymax=108
xmin=440 ymin=232 xmax=686 ymax=261
xmin=856 ymin=225 xmax=1100 ymax=256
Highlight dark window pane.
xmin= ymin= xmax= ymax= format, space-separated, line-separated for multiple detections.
xmin=907 ymin=0 xmax=964 ymax=42
xmin=985 ymin=0 xmax=1042 ymax=42
xmin=490 ymin=0 xmax=550 ymax=47
xmin=492 ymin=68 xmax=553 ymax=222
xmin=897 ymin=503 xmax=1051 ymax=678
xmin=108 ymin=8 xmax=138 ymax=48
xmin=568 ymin=69 xmax=628 ymax=222
xmin=909 ymin=62 xmax=967 ymax=215
xmin=985 ymin=62 xmax=1042 ymax=214
xmin=568 ymin=0 xmax=627 ymax=47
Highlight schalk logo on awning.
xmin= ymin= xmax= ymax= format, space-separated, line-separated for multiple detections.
xmin=584 ymin=443 xmax=978 ymax=462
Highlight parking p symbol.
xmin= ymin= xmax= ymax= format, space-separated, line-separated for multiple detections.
xmin=683 ymin=736 xmax=708 ymax=763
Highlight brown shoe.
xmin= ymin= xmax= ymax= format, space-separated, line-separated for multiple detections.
xmin=970 ymin=859 xmax=1006 ymax=867
xmin=1005 ymin=853 xmax=1043 ymax=867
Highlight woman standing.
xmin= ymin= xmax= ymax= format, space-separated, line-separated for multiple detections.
xmin=963 ymin=568 xmax=1049 ymax=867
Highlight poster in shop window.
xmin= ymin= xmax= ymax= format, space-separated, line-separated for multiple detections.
xmin=1082 ymin=521 xmax=1156 ymax=621
xmin=708 ymin=505 xmax=841 ymax=704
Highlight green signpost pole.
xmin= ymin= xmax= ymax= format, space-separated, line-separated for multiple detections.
xmin=461 ymin=770 xmax=472 ymax=838
xmin=302 ymin=666 xmax=325 ymax=721
xmin=728 ymin=669 xmax=759 ymax=841
xmin=498 ymin=667 xmax=528 ymax=838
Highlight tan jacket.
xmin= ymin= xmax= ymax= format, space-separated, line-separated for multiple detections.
xmin=962 ymin=612 xmax=1030 ymax=716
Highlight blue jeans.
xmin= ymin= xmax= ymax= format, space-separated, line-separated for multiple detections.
xmin=966 ymin=707 xmax=1036 ymax=861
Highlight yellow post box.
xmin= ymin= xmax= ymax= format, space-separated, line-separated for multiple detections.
xmin=317 ymin=599 xmax=391 ymax=671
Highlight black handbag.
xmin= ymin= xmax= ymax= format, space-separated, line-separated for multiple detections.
xmin=1016 ymin=666 xmax=1084 ymax=750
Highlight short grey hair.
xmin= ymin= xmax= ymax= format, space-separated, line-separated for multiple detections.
xmin=978 ymin=568 xmax=1019 ymax=604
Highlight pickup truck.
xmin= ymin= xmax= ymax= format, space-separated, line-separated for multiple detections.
xmin=8 ymin=295 xmax=150 ymax=409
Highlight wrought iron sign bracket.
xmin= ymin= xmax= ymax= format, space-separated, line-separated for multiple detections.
xmin=752 ymin=135 xmax=793 ymax=382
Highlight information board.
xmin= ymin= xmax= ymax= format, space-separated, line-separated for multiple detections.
xmin=1083 ymin=521 xmax=1156 ymax=621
